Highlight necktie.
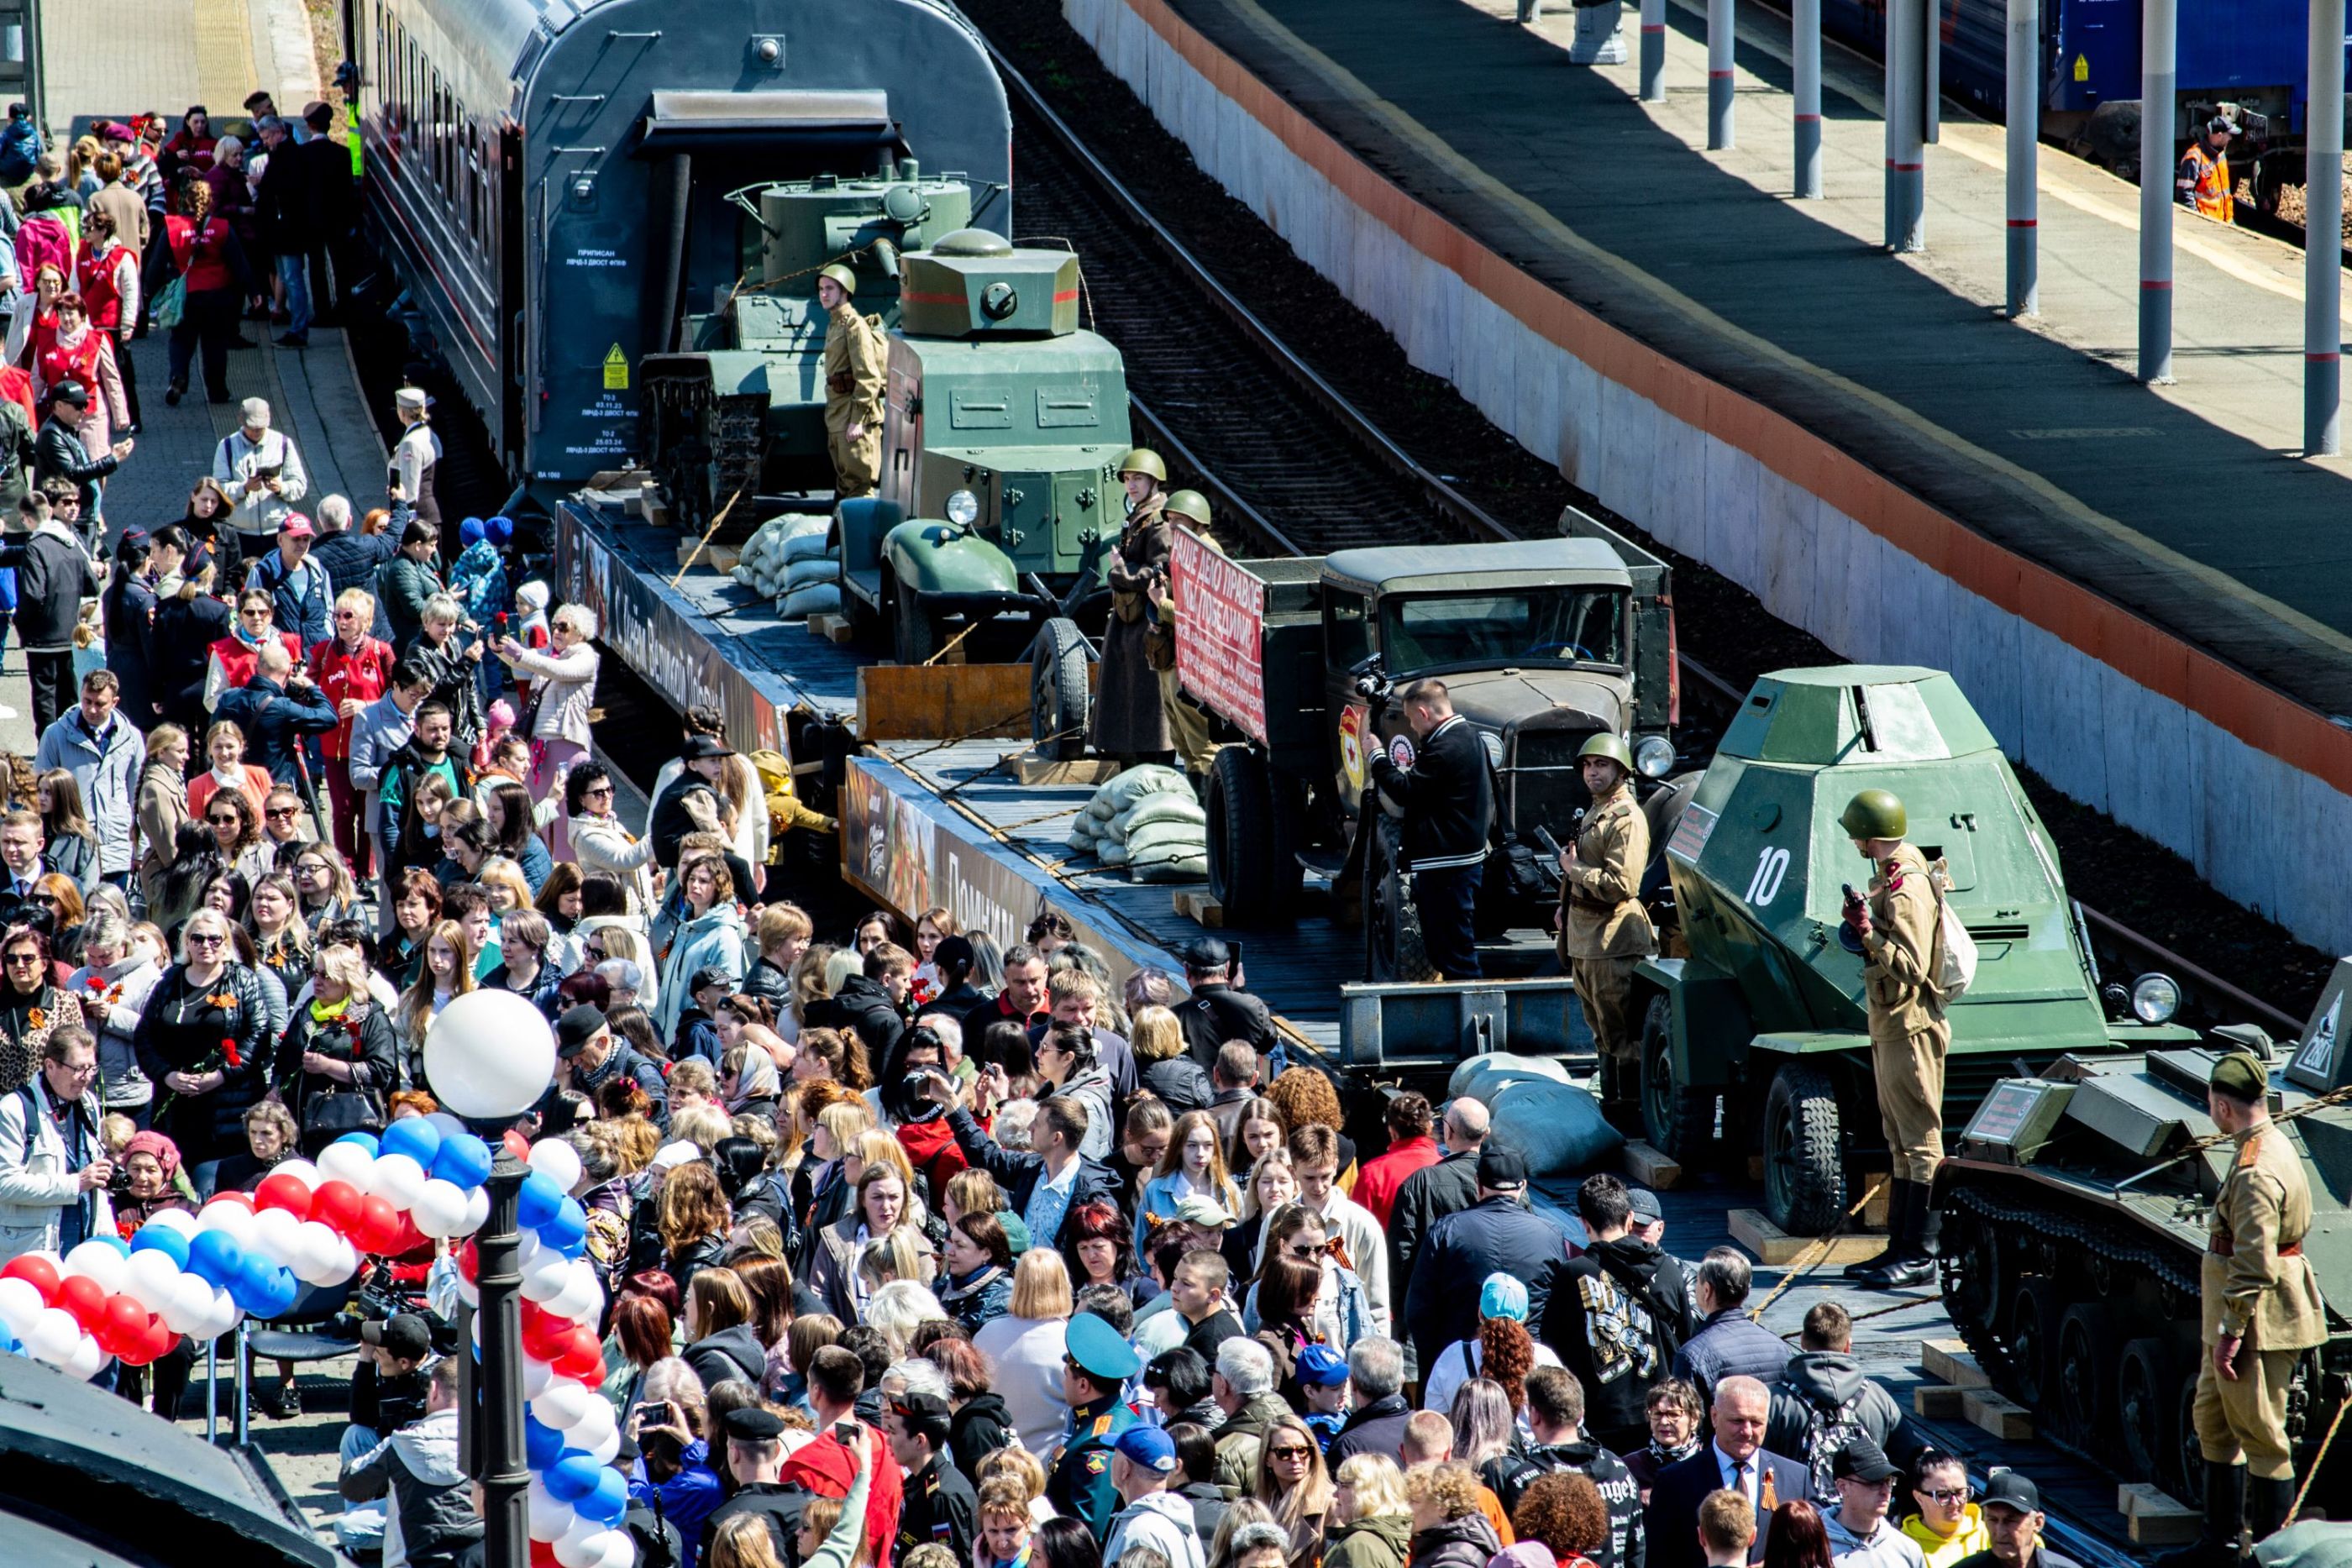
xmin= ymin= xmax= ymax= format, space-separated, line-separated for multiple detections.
xmin=1735 ymin=1457 xmax=1751 ymax=1506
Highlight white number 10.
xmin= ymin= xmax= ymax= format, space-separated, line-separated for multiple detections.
xmin=1746 ymin=846 xmax=1790 ymax=906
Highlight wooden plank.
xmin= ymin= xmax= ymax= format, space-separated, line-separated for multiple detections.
xmin=1174 ymin=889 xmax=1226 ymax=927
xmin=1011 ymin=753 xmax=1123 ymax=785
xmin=809 ymin=613 xmax=858 ymax=644
xmin=856 ymin=664 xmax=1035 ymax=742
xmin=1922 ymin=1340 xmax=1991 ymax=1389
xmin=2126 ymin=1502 xmax=2201 ymax=1545
xmin=1622 ymin=1140 xmax=1683 ymax=1190
xmin=1862 ymin=1180 xmax=1891 ymax=1229
xmin=1727 ymin=1209 xmax=1890 ymax=1266
xmin=1911 ymin=1384 xmax=1966 ymax=1418
xmin=1962 ymin=1388 xmax=2033 ymax=1440
xmin=2118 ymin=1483 xmax=2197 ymax=1523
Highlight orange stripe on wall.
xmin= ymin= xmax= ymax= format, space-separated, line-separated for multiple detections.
xmin=1116 ymin=0 xmax=2352 ymax=794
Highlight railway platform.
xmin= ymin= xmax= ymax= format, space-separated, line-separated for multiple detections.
xmin=1060 ymin=0 xmax=2352 ymax=955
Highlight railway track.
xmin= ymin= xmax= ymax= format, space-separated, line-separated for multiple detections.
xmin=990 ymin=39 xmax=2306 ymax=1042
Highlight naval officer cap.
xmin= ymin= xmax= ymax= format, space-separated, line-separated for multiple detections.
xmin=1065 ymin=1310 xmax=1141 ymax=1383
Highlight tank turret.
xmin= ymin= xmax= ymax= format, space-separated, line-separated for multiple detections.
xmin=897 ymin=231 xmax=1082 ymax=338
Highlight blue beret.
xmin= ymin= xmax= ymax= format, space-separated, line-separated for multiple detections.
xmin=1065 ymin=1311 xmax=1140 ymax=1382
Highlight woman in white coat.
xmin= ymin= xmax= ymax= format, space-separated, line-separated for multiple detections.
xmin=564 ymin=761 xmax=656 ymax=915
xmin=494 ymin=601 xmax=600 ymax=862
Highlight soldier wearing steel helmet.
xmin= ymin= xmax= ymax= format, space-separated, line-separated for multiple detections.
xmin=2164 ymin=1051 xmax=2328 ymax=1565
xmin=1092 ymin=448 xmax=1175 ymax=764
xmin=1558 ymin=732 xmax=1656 ymax=1122
xmin=1835 ymin=787 xmax=1949 ymax=1289
xmin=818 ymin=263 xmax=887 ymax=498
xmin=1152 ymin=489 xmax=1221 ymax=779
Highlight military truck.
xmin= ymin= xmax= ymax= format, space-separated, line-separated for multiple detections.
xmin=1143 ymin=511 xmax=1678 ymax=981
xmin=1933 ymin=973 xmax=2352 ymax=1502
xmin=1638 ymin=665 xmax=2197 ymax=1235
xmin=834 ymin=230 xmax=1135 ymax=665
xmin=639 ymin=165 xmax=976 ymax=538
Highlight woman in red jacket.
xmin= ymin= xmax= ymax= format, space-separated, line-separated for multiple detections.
xmin=161 ymin=170 xmax=253 ymax=406
xmin=34 ymin=292 xmax=128 ymax=454
xmin=203 ymin=587 xmax=302 ymax=711
xmin=308 ymin=585 xmax=397 ymax=880
xmin=76 ymin=208 xmax=141 ymax=433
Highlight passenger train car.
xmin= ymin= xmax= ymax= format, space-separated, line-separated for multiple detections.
xmin=334 ymin=0 xmax=1011 ymax=496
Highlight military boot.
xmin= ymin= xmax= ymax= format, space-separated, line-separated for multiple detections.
xmin=2156 ymin=1460 xmax=2245 ymax=1568
xmin=1844 ymin=1179 xmax=1909 ymax=1279
xmin=2245 ymin=1474 xmax=2298 ymax=1545
xmin=1861 ymin=1184 xmax=1940 ymax=1290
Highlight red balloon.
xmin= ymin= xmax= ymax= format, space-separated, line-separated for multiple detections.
xmin=355 ymin=1195 xmax=402 ymax=1255
xmin=255 ymin=1172 xmax=314 ymax=1220
xmin=504 ymin=1130 xmax=533 ymax=1162
xmin=530 ymin=1541 xmax=559 ymax=1568
xmin=0 ymin=1254 xmax=60 ymax=1305
xmin=522 ymin=1319 xmax=567 ymax=1365
xmin=309 ymin=1179 xmax=365 ymax=1235
xmin=57 ymin=1273 xmax=108 ymax=1333
xmin=391 ymin=1214 xmax=427 ymax=1256
xmin=458 ymin=1240 xmax=480 ymax=1282
xmin=553 ymin=1326 xmax=602 ymax=1381
xmin=206 ymin=1190 xmax=255 ymax=1212
xmin=135 ymin=1316 xmax=178 ymax=1365
xmin=101 ymin=1294 xmax=150 ymax=1354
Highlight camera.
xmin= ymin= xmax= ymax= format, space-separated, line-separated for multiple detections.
xmin=1348 ymin=653 xmax=1391 ymax=705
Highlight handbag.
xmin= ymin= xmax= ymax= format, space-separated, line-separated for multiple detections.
xmin=151 ymin=276 xmax=186 ymax=331
xmin=302 ymin=1082 xmax=382 ymax=1139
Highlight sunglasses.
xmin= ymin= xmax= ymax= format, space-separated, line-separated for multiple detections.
xmin=3 ymin=952 xmax=39 ymax=966
xmin=1267 ymin=1446 xmax=1313 ymax=1462
xmin=583 ymin=785 xmax=612 ymax=799
xmin=207 ymin=814 xmax=239 ymax=825
xmin=266 ymin=806 xmax=300 ymax=819
xmin=186 ymin=932 xmax=226 ymax=947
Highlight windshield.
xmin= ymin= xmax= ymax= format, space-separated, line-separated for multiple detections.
xmin=1379 ymin=588 xmax=1626 ymax=673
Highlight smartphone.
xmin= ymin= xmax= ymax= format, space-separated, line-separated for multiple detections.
xmin=253 ymin=464 xmax=281 ymax=480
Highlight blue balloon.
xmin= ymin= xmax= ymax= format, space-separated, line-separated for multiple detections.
xmin=516 ymin=1171 xmax=562 ymax=1232
xmin=331 ymin=1131 xmax=381 ymax=1158
xmin=579 ymin=1468 xmax=628 ymax=1524
xmin=184 ymin=1228 xmax=246 ymax=1287
xmin=379 ymin=1117 xmax=443 ymax=1167
xmin=129 ymin=1225 xmax=190 ymax=1269
xmin=538 ymin=1196 xmax=587 ymax=1254
xmin=554 ymin=1228 xmax=589 ymax=1261
xmin=546 ymin=1451 xmax=602 ymax=1503
xmin=524 ymin=1413 xmax=564 ymax=1471
xmin=227 ymin=1258 xmax=276 ymax=1315
xmin=0 ymin=1327 xmax=18 ymax=1356
xmin=431 ymin=1133 xmax=494 ymax=1191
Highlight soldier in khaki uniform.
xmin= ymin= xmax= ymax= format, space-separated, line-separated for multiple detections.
xmin=817 ymin=264 xmax=886 ymax=498
xmin=2166 ymin=1051 xmax=2328 ymax=1565
xmin=1835 ymin=788 xmax=1949 ymax=1290
xmin=1557 ymin=732 xmax=1655 ymax=1121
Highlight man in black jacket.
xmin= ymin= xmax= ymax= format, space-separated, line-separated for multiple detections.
xmin=554 ymin=1004 xmax=669 ymax=1130
xmin=1322 ymin=1336 xmax=1414 ymax=1468
xmin=699 ymin=1406 xmax=812 ymax=1560
xmin=1402 ymin=1146 xmax=1566 ymax=1372
xmin=32 ymin=383 xmax=125 ymax=546
xmin=649 ymin=735 xmax=729 ymax=869
xmin=294 ymin=102 xmax=360 ymax=325
xmin=826 ymin=941 xmax=912 ymax=1064
xmin=1366 ymin=678 xmax=1492 ymax=980
xmin=310 ymin=497 xmax=400 ymax=640
xmin=1547 ymin=1173 xmax=1695 ymax=1455
xmin=1174 ymin=937 xmax=1274 ymax=1069
xmin=924 ymin=1072 xmax=1120 ymax=1251
xmin=0 ymin=489 xmax=101 ymax=735
xmin=887 ymin=1391 xmax=979 ymax=1566
xmin=1494 ymin=1366 xmax=1645 ymax=1568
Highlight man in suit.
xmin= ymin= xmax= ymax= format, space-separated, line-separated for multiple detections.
xmin=1645 ymin=1376 xmax=1809 ymax=1568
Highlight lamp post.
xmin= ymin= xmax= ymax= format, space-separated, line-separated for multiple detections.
xmin=474 ymin=1150 xmax=530 ymax=1568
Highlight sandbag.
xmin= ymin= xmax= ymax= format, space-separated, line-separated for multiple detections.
xmin=1488 ymin=1077 xmax=1624 ymax=1177
xmin=785 ymin=554 xmax=840 ymax=590
xmin=1090 ymin=765 xmax=1194 ymax=818
xmin=1126 ymin=821 xmax=1206 ymax=861
xmin=782 ymin=529 xmax=834 ymax=562
xmin=1099 ymin=837 xmax=1131 ymax=868
xmin=1448 ymin=1051 xmax=1572 ymax=1103
xmin=1068 ymin=815 xmax=1103 ymax=852
xmin=1121 ymin=794 xmax=1208 ymax=832
xmin=1131 ymin=853 xmax=1210 ymax=883
xmin=780 ymin=583 xmax=842 ymax=619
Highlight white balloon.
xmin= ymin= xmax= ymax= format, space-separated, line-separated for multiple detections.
xmin=425 ymin=1110 xmax=467 ymax=1142
xmin=530 ymin=1378 xmax=594 ymax=1429
xmin=123 ymin=1249 xmax=185 ymax=1314
xmin=271 ymin=1158 xmax=323 ymax=1192
xmin=521 ymin=1351 xmax=553 ymax=1398
xmin=410 ymin=1178 xmax=470 ymax=1240
xmin=197 ymin=1199 xmax=257 ymax=1245
xmin=422 ymin=990 xmax=557 ymax=1119
xmin=141 ymin=1209 xmax=200 ymax=1239
xmin=454 ymin=1272 xmax=480 ymax=1310
xmin=528 ymin=1482 xmax=575 ymax=1544
xmin=197 ymin=1283 xmax=241 ymax=1340
xmin=517 ymin=1250 xmax=572 ymax=1303
xmin=63 ymin=1333 xmax=105 ymax=1380
xmin=250 ymin=1205 xmax=307 ymax=1266
xmin=161 ymin=1274 xmax=216 ymax=1335
xmin=580 ymin=1424 xmax=621 ymax=1466
xmin=316 ymin=1140 xmax=378 ymax=1192
xmin=328 ymin=1237 xmax=360 ymax=1281
xmin=293 ymin=1222 xmax=346 ymax=1284
xmin=456 ymin=1185 xmax=491 ymax=1238
xmin=547 ymin=1262 xmax=602 ymax=1326
xmin=62 ymin=1240 xmax=129 ymax=1293
xmin=516 ymin=1230 xmax=545 ymax=1270
xmin=591 ymin=1530 xmax=637 ymax=1568
xmin=567 ymin=1394 xmax=616 ymax=1449
xmin=528 ymin=1139 xmax=583 ymax=1193
xmin=26 ymin=1307 xmax=79 ymax=1362
xmin=0 ymin=1276 xmax=47 ymax=1333
xmin=372 ymin=1153 xmax=429 ymax=1213
xmin=553 ymin=1518 xmax=605 ymax=1568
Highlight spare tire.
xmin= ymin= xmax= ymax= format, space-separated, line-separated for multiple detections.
xmin=1031 ymin=618 xmax=1092 ymax=761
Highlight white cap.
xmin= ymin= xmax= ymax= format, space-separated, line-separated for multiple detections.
xmin=240 ymin=396 xmax=271 ymax=427
xmin=651 ymin=1141 xmax=701 ymax=1172
xmin=395 ymin=386 xmax=429 ymax=413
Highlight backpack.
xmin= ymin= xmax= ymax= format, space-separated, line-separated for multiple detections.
xmin=1587 ymin=1249 xmax=1687 ymax=1372
xmin=1796 ymin=1386 xmax=1873 ymax=1502
xmin=1929 ymin=859 xmax=1977 ymax=1001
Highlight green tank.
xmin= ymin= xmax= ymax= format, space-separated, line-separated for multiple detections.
xmin=1638 ymin=665 xmax=2197 ymax=1233
xmin=834 ymin=230 xmax=1134 ymax=664
xmin=1932 ymin=975 xmax=2352 ymax=1502
xmin=638 ymin=164 xmax=974 ymax=535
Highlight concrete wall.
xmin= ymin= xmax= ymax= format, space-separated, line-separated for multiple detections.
xmin=1064 ymin=0 xmax=2352 ymax=957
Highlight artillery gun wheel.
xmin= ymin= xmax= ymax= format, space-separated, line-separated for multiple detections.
xmin=2055 ymin=1302 xmax=2117 ymax=1446
xmin=1638 ymin=994 xmax=1718 ymax=1163
xmin=2118 ymin=1337 xmax=2187 ymax=1487
xmin=1029 ymin=617 xmax=1093 ymax=762
xmin=894 ymin=579 xmax=944 ymax=667
xmin=1761 ymin=1064 xmax=1845 ymax=1235
xmin=1364 ymin=819 xmax=1437 ymax=983
xmin=2003 ymin=1279 xmax=2063 ymax=1414
xmin=1207 ymin=747 xmax=1302 ymax=921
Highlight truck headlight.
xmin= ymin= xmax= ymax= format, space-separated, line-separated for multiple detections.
xmin=1635 ymin=735 xmax=1676 ymax=778
xmin=1480 ymin=731 xmax=1504 ymax=768
xmin=946 ymin=490 xmax=980 ymax=527
xmin=2131 ymin=973 xmax=2181 ymax=1024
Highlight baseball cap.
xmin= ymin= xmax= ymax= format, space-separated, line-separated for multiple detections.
xmin=689 ymin=965 xmax=734 ymax=995
xmin=1173 ymin=1193 xmax=1234 ymax=1228
xmin=1980 ymin=1471 xmax=2042 ymax=1513
xmin=1294 ymin=1344 xmax=1349 ymax=1388
xmin=1830 ymin=1438 xmax=1899 ymax=1484
xmin=279 ymin=513 xmax=315 ymax=539
xmin=1113 ymin=1424 xmax=1179 ymax=1472
xmin=1478 ymin=1146 xmax=1528 ymax=1191
xmin=360 ymin=1312 xmax=432 ymax=1360
xmin=45 ymin=380 xmax=87 ymax=409
xmin=1479 ymin=1273 xmax=1530 ymax=1323
xmin=680 ymin=734 xmax=734 ymax=761
xmin=555 ymin=1004 xmax=607 ymax=1058
xmin=1625 ymin=1188 xmax=1663 ymax=1225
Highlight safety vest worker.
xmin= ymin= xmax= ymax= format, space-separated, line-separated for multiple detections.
xmin=2176 ymin=116 xmax=2236 ymax=223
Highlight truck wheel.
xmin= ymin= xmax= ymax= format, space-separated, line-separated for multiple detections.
xmin=1363 ymin=819 xmax=1436 ymax=983
xmin=1638 ymin=993 xmax=1717 ymax=1162
xmin=1030 ymin=617 xmax=1092 ymax=762
xmin=893 ymin=579 xmax=942 ymax=666
xmin=1761 ymin=1062 xmax=1845 ymax=1235
xmin=1207 ymin=747 xmax=1298 ymax=921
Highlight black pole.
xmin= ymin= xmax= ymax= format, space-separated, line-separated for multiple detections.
xmin=477 ymin=1149 xmax=530 ymax=1568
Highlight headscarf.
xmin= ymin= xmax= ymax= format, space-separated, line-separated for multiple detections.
xmin=123 ymin=1129 xmax=181 ymax=1178
xmin=726 ymin=1046 xmax=780 ymax=1113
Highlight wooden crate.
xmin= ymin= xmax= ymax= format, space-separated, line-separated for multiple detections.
xmin=1728 ymin=1209 xmax=1891 ymax=1266
xmin=2119 ymin=1485 xmax=2199 ymax=1544
xmin=1911 ymin=1384 xmax=1966 ymax=1418
xmin=1622 ymin=1140 xmax=1683 ymax=1191
xmin=1962 ymin=1388 xmax=2032 ymax=1440
xmin=1921 ymin=1340 xmax=1991 ymax=1389
xmin=1174 ymin=889 xmax=1226 ymax=927
xmin=808 ymin=613 xmax=857 ymax=644
xmin=1010 ymin=752 xmax=1123 ymax=786
xmin=856 ymin=664 xmax=1034 ymax=742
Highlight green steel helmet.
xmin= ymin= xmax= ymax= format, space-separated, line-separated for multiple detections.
xmin=1578 ymin=732 xmax=1635 ymax=772
xmin=1839 ymin=788 xmax=1908 ymax=841
xmin=1163 ymin=490 xmax=1213 ymax=528
xmin=817 ymin=264 xmax=858 ymax=297
xmin=1117 ymin=448 xmax=1168 ymax=483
